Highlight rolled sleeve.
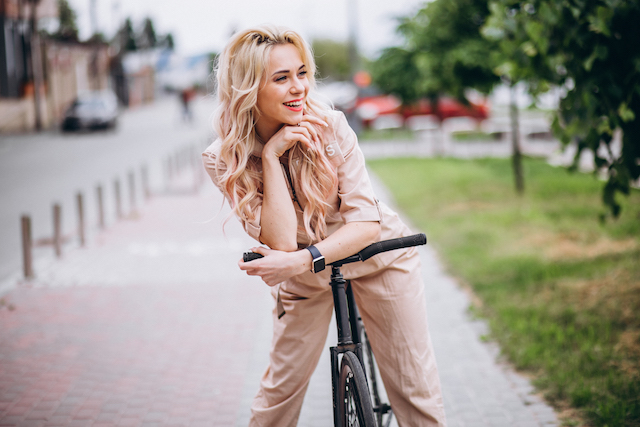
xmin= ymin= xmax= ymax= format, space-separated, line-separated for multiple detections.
xmin=332 ymin=113 xmax=382 ymax=224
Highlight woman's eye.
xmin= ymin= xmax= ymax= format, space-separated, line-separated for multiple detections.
xmin=275 ymin=76 xmax=286 ymax=82
xmin=299 ymin=71 xmax=307 ymax=77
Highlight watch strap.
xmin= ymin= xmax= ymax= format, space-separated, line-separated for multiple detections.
xmin=306 ymin=245 xmax=322 ymax=261
xmin=305 ymin=245 xmax=325 ymax=273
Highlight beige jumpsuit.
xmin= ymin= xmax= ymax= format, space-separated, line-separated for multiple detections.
xmin=203 ymin=111 xmax=447 ymax=427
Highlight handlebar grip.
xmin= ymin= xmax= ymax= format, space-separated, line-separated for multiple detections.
xmin=359 ymin=233 xmax=427 ymax=262
xmin=243 ymin=252 xmax=264 ymax=262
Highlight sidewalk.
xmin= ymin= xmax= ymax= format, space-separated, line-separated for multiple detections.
xmin=0 ymin=102 xmax=562 ymax=427
xmin=0 ymin=165 xmax=559 ymax=427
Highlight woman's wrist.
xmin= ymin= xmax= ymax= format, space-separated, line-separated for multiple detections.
xmin=262 ymin=149 xmax=281 ymax=162
xmin=296 ymin=248 xmax=313 ymax=273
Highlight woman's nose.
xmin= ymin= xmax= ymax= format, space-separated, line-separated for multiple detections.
xmin=290 ymin=78 xmax=304 ymax=93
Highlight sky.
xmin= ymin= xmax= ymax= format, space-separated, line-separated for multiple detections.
xmin=66 ymin=0 xmax=428 ymax=58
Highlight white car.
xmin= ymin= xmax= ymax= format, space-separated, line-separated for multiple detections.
xmin=61 ymin=90 xmax=119 ymax=131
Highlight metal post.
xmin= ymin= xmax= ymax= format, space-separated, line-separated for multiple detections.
xmin=128 ymin=171 xmax=136 ymax=214
xmin=114 ymin=179 xmax=122 ymax=219
xmin=141 ymin=165 xmax=150 ymax=200
xmin=53 ymin=203 xmax=62 ymax=257
xmin=346 ymin=0 xmax=361 ymax=77
xmin=21 ymin=215 xmax=33 ymax=279
xmin=76 ymin=192 xmax=85 ymax=247
xmin=191 ymin=145 xmax=199 ymax=192
xmin=96 ymin=185 xmax=105 ymax=229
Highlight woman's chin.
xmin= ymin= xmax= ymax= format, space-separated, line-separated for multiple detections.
xmin=284 ymin=117 xmax=302 ymax=126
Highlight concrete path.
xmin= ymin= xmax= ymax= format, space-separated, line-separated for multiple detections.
xmin=0 ymin=103 xmax=560 ymax=427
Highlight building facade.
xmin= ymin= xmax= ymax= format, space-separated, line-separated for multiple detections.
xmin=0 ymin=0 xmax=110 ymax=132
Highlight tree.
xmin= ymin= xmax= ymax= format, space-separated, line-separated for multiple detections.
xmin=54 ymin=0 xmax=79 ymax=41
xmin=483 ymin=0 xmax=640 ymax=217
xmin=118 ymin=18 xmax=137 ymax=52
xmin=158 ymin=33 xmax=175 ymax=51
xmin=391 ymin=0 xmax=501 ymax=102
xmin=370 ymin=46 xmax=423 ymax=103
xmin=86 ymin=32 xmax=107 ymax=44
xmin=138 ymin=17 xmax=157 ymax=49
xmin=311 ymin=39 xmax=351 ymax=81
xmin=370 ymin=0 xmax=530 ymax=192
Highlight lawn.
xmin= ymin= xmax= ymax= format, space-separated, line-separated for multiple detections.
xmin=368 ymin=156 xmax=640 ymax=427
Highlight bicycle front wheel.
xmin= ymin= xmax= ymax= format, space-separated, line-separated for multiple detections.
xmin=337 ymin=351 xmax=376 ymax=427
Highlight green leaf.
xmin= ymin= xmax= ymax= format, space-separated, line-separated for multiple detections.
xmin=587 ymin=6 xmax=613 ymax=36
xmin=618 ymin=103 xmax=635 ymax=122
xmin=521 ymin=41 xmax=538 ymax=57
xmin=596 ymin=116 xmax=612 ymax=136
xmin=525 ymin=20 xmax=545 ymax=41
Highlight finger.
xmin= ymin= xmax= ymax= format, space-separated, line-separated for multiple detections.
xmin=253 ymin=246 xmax=270 ymax=256
xmin=301 ymin=114 xmax=329 ymax=127
xmin=292 ymin=127 xmax=313 ymax=144
xmin=238 ymin=259 xmax=251 ymax=271
xmin=288 ymin=128 xmax=313 ymax=148
xmin=286 ymin=132 xmax=312 ymax=150
xmin=297 ymin=121 xmax=320 ymax=144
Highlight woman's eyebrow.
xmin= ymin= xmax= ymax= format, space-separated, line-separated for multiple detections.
xmin=271 ymin=64 xmax=306 ymax=77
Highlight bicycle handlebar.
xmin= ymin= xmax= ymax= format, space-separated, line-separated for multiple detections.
xmin=358 ymin=233 xmax=426 ymax=262
xmin=242 ymin=233 xmax=427 ymax=266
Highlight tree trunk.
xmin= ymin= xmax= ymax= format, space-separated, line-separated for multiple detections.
xmin=30 ymin=0 xmax=44 ymax=131
xmin=430 ymin=95 xmax=444 ymax=156
xmin=510 ymin=84 xmax=524 ymax=194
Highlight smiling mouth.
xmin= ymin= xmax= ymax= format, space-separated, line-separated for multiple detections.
xmin=283 ymin=100 xmax=303 ymax=110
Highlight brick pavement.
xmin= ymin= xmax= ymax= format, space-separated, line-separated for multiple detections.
xmin=0 ymin=178 xmax=269 ymax=427
xmin=0 ymin=125 xmax=560 ymax=426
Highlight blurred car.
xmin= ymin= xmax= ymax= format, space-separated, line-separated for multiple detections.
xmin=61 ymin=90 xmax=119 ymax=131
xmin=355 ymin=91 xmax=489 ymax=129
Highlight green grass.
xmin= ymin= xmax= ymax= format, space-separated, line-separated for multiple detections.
xmin=369 ymin=156 xmax=640 ymax=427
xmin=450 ymin=130 xmax=501 ymax=141
xmin=358 ymin=127 xmax=416 ymax=141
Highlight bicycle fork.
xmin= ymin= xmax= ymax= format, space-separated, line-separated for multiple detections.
xmin=330 ymin=265 xmax=366 ymax=426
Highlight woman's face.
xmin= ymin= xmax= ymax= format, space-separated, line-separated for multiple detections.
xmin=256 ymin=43 xmax=309 ymax=138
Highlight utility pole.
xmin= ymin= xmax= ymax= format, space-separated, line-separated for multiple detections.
xmin=29 ymin=0 xmax=44 ymax=131
xmin=90 ymin=0 xmax=98 ymax=36
xmin=346 ymin=0 xmax=360 ymax=77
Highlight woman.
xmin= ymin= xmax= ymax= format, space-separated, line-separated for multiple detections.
xmin=202 ymin=25 xmax=447 ymax=427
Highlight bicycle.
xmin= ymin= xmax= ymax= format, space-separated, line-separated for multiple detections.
xmin=244 ymin=233 xmax=428 ymax=427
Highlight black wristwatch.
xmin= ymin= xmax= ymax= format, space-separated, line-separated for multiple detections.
xmin=306 ymin=245 xmax=326 ymax=273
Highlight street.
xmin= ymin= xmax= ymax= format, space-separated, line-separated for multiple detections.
xmin=0 ymin=95 xmax=216 ymax=283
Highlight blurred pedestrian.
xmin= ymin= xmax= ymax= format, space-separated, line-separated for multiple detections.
xmin=180 ymin=87 xmax=194 ymax=122
xmin=202 ymin=24 xmax=447 ymax=427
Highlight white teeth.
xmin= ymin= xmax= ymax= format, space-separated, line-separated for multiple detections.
xmin=284 ymin=101 xmax=302 ymax=107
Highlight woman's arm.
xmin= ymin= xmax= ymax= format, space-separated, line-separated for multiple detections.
xmin=239 ymin=220 xmax=381 ymax=287
xmin=258 ymin=116 xmax=328 ymax=251
xmin=259 ymin=152 xmax=298 ymax=251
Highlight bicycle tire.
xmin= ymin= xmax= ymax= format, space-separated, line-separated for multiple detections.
xmin=362 ymin=329 xmax=393 ymax=427
xmin=337 ymin=351 xmax=376 ymax=427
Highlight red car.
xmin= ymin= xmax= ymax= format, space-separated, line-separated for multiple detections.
xmin=355 ymin=94 xmax=489 ymax=128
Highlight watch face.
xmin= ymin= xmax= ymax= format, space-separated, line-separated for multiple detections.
xmin=313 ymin=256 xmax=326 ymax=273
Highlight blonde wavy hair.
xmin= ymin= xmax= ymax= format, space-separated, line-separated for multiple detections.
xmin=211 ymin=24 xmax=338 ymax=242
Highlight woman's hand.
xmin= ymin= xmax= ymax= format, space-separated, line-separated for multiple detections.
xmin=238 ymin=246 xmax=311 ymax=287
xmin=262 ymin=114 xmax=328 ymax=158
